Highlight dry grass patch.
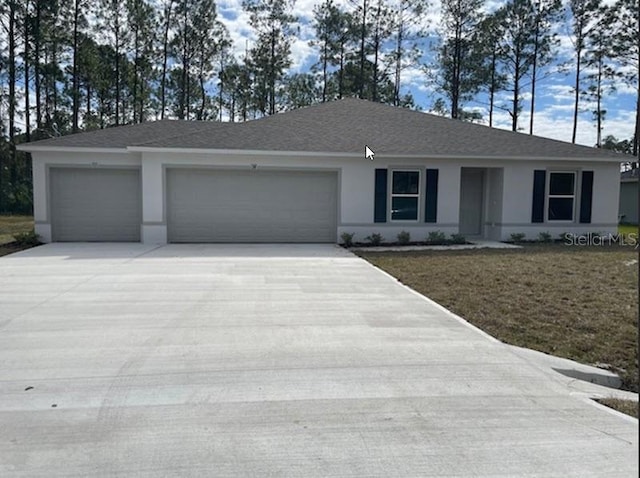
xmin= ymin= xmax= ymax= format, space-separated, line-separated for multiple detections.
xmin=0 ymin=215 xmax=38 ymax=257
xmin=0 ymin=215 xmax=34 ymax=245
xmin=360 ymin=245 xmax=638 ymax=392
xmin=597 ymin=399 xmax=639 ymax=419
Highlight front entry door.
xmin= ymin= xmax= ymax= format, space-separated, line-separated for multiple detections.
xmin=459 ymin=168 xmax=485 ymax=236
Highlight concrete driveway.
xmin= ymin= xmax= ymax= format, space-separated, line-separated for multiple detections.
xmin=0 ymin=244 xmax=637 ymax=477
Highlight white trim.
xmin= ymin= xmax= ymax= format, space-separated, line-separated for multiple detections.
xmin=547 ymin=171 xmax=577 ymax=222
xmin=16 ymin=145 xmax=130 ymax=153
xmin=126 ymin=147 xmax=623 ymax=162
xmin=390 ymin=169 xmax=421 ymax=222
xmin=16 ymin=143 xmax=625 ymax=163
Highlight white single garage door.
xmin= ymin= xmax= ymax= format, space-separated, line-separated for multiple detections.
xmin=167 ymin=169 xmax=338 ymax=243
xmin=50 ymin=168 xmax=141 ymax=242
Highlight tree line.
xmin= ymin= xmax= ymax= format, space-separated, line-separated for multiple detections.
xmin=0 ymin=0 xmax=638 ymax=213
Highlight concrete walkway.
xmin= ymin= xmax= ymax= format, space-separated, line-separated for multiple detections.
xmin=0 ymin=244 xmax=637 ymax=477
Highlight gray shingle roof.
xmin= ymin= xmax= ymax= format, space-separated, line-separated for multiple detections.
xmin=20 ymin=98 xmax=625 ymax=160
xmin=21 ymin=119 xmax=222 ymax=149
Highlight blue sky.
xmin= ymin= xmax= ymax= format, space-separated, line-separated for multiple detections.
xmin=217 ymin=0 xmax=637 ymax=148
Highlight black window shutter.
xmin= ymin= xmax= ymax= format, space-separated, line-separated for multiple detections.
xmin=579 ymin=171 xmax=594 ymax=223
xmin=531 ymin=170 xmax=546 ymax=223
xmin=374 ymin=169 xmax=388 ymax=223
xmin=425 ymin=169 xmax=439 ymax=223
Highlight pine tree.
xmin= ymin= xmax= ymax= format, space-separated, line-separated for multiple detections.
xmin=99 ymin=0 xmax=129 ymax=125
xmin=310 ymin=0 xmax=347 ymax=102
xmin=71 ymin=0 xmax=87 ymax=132
xmin=583 ymin=17 xmax=616 ymax=148
xmin=493 ymin=0 xmax=539 ymax=132
xmin=474 ymin=14 xmax=507 ymax=127
xmin=569 ymin=0 xmax=601 ymax=143
xmin=605 ymin=0 xmax=639 ymax=157
xmin=242 ymin=0 xmax=297 ymax=115
xmin=387 ymin=0 xmax=429 ymax=106
xmin=159 ymin=0 xmax=175 ymax=120
xmin=435 ymin=0 xmax=485 ymax=119
xmin=127 ymin=0 xmax=157 ymax=124
xmin=527 ymin=0 xmax=562 ymax=135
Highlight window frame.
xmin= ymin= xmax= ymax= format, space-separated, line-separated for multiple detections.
xmin=389 ymin=169 xmax=421 ymax=222
xmin=546 ymin=171 xmax=577 ymax=222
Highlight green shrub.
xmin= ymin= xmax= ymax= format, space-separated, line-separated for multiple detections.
xmin=510 ymin=232 xmax=526 ymax=243
xmin=397 ymin=231 xmax=411 ymax=244
xmin=12 ymin=231 xmax=40 ymax=247
xmin=449 ymin=233 xmax=466 ymax=244
xmin=538 ymin=231 xmax=552 ymax=243
xmin=427 ymin=230 xmax=446 ymax=244
xmin=340 ymin=232 xmax=355 ymax=247
xmin=365 ymin=233 xmax=383 ymax=246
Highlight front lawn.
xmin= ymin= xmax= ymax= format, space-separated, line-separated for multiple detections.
xmin=0 ymin=215 xmax=34 ymax=245
xmin=359 ymin=244 xmax=638 ymax=393
xmin=0 ymin=215 xmax=38 ymax=257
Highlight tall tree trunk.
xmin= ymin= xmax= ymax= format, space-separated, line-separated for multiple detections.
xmin=595 ymin=54 xmax=603 ymax=147
xmin=322 ymin=28 xmax=328 ymax=102
xmin=358 ymin=0 xmax=368 ymax=99
xmin=8 ymin=1 xmax=16 ymax=140
xmin=199 ymin=73 xmax=206 ymax=120
xmin=86 ymin=83 xmax=91 ymax=121
xmin=529 ymin=55 xmax=537 ymax=134
xmin=114 ymin=11 xmax=120 ymax=125
xmin=132 ymin=25 xmax=139 ymax=124
xmin=451 ymin=20 xmax=462 ymax=119
xmin=72 ymin=0 xmax=80 ymax=132
xmin=489 ymin=50 xmax=496 ymax=128
xmin=394 ymin=19 xmax=403 ymax=106
xmin=339 ymin=40 xmax=345 ymax=99
xmin=270 ymin=24 xmax=276 ymax=115
xmin=219 ymin=52 xmax=224 ymax=121
xmin=572 ymin=44 xmax=582 ymax=144
xmin=512 ymin=51 xmax=521 ymax=132
xmin=529 ymin=18 xmax=540 ymax=135
xmin=372 ymin=30 xmax=379 ymax=101
xmin=230 ymin=92 xmax=236 ymax=122
xmin=24 ymin=1 xmax=31 ymax=141
xmin=635 ymin=7 xmax=640 ymax=159
xmin=181 ymin=5 xmax=189 ymax=119
xmin=8 ymin=0 xmax=17 ymax=202
xmin=160 ymin=0 xmax=173 ymax=119
xmin=52 ymin=44 xmax=58 ymax=119
xmin=198 ymin=44 xmax=206 ymax=120
xmin=34 ymin=1 xmax=41 ymax=129
xmin=43 ymin=47 xmax=50 ymax=126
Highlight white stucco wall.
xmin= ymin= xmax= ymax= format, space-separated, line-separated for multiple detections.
xmin=499 ymin=160 xmax=619 ymax=241
xmin=31 ymin=149 xmax=621 ymax=244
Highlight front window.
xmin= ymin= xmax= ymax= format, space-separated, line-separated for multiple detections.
xmin=391 ymin=170 xmax=420 ymax=221
xmin=548 ymin=172 xmax=575 ymax=221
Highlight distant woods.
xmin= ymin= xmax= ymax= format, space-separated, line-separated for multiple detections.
xmin=0 ymin=0 xmax=638 ymax=213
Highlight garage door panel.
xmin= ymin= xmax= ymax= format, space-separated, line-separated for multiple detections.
xmin=50 ymin=168 xmax=141 ymax=242
xmin=167 ymin=169 xmax=337 ymax=243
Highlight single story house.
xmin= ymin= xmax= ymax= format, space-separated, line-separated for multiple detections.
xmin=18 ymin=98 xmax=624 ymax=244
xmin=619 ymin=169 xmax=638 ymax=224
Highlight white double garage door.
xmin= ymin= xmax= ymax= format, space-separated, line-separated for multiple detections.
xmin=50 ymin=167 xmax=338 ymax=243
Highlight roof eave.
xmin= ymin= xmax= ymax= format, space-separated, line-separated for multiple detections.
xmin=127 ymin=146 xmax=623 ymax=162
xmin=16 ymin=145 xmax=131 ymax=154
